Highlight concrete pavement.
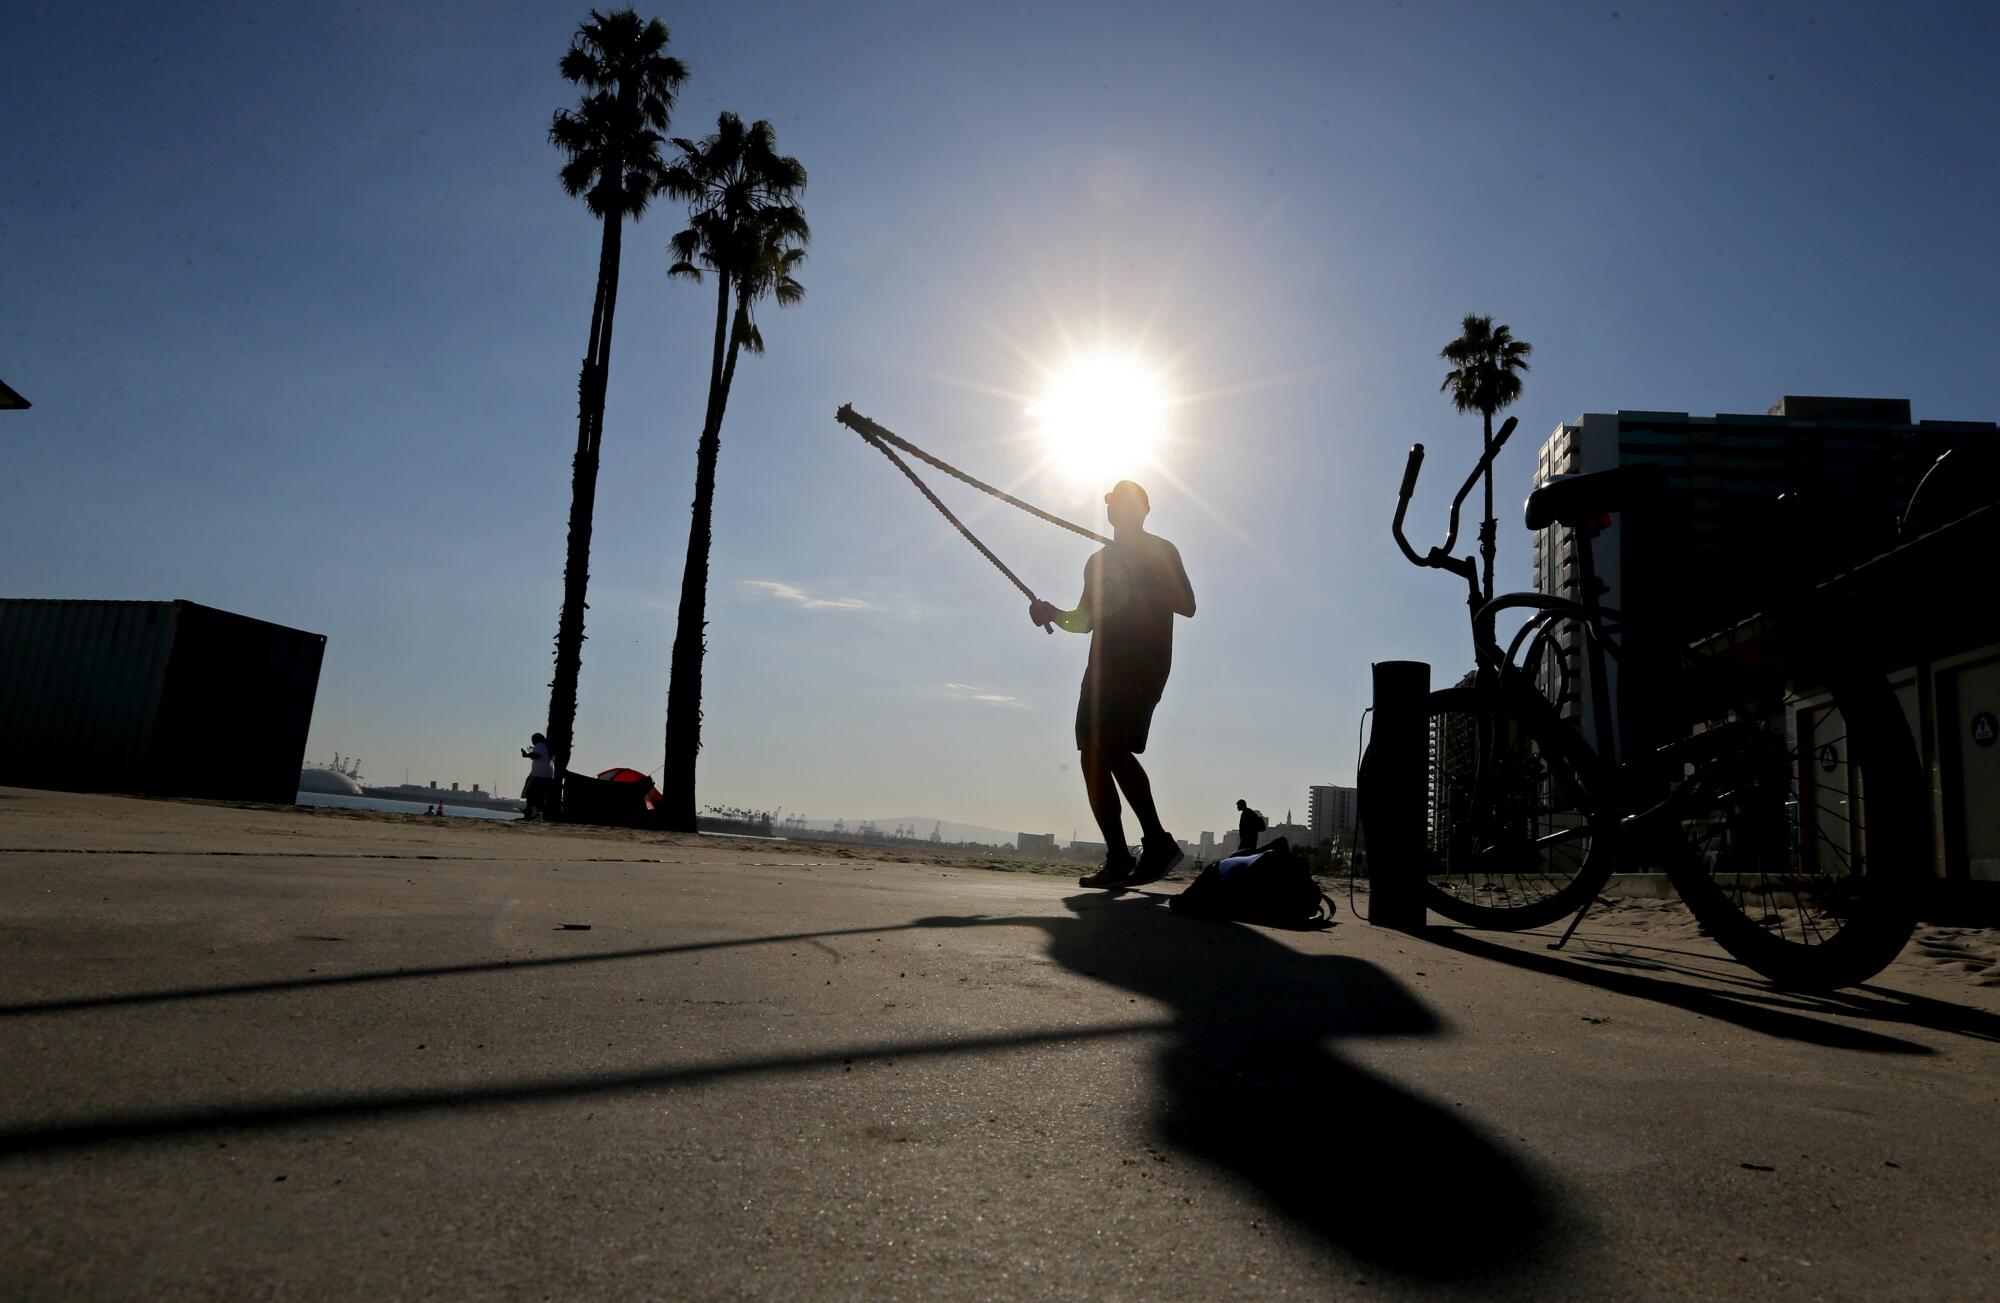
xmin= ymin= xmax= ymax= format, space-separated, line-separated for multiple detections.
xmin=1 ymin=788 xmax=1996 ymax=1299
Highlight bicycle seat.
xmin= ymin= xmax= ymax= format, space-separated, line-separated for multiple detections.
xmin=1524 ymin=463 xmax=1667 ymax=530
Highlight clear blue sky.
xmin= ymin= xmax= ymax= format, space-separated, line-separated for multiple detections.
xmin=4 ymin=1 xmax=1996 ymax=837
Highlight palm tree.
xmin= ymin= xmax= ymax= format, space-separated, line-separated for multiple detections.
xmin=543 ymin=9 xmax=686 ymax=776
xmin=1439 ymin=314 xmax=1533 ymax=603
xmin=657 ymin=112 xmax=808 ymax=831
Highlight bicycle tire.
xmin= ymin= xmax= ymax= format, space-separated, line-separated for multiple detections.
xmin=1419 ymin=682 xmax=1616 ymax=930
xmin=1664 ymin=647 xmax=1923 ymax=991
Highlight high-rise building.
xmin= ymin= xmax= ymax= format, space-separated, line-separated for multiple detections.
xmin=1307 ymin=784 xmax=1358 ymax=847
xmin=1532 ymin=397 xmax=1997 ymax=755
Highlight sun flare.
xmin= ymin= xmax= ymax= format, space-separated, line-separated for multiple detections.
xmin=1026 ymin=352 xmax=1169 ymax=489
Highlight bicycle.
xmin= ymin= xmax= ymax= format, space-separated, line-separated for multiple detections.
xmin=1388 ymin=419 xmax=1929 ymax=990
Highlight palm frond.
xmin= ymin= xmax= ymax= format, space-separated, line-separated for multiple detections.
xmin=558 ymin=45 xmax=606 ymax=88
xmin=660 ymin=160 xmax=703 ymax=203
xmin=760 ymin=202 xmax=810 ymax=247
xmin=1438 ymin=313 xmax=1532 ymax=418
xmin=666 ymin=111 xmax=808 ymax=338
xmin=555 ymin=157 xmax=595 ymax=201
xmin=667 ymin=226 xmax=705 ymax=275
xmin=548 ymin=105 xmax=596 ymax=154
xmin=553 ymin=8 xmax=685 ymax=215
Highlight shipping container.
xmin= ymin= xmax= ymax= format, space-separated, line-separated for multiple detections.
xmin=0 ymin=599 xmax=326 ymax=804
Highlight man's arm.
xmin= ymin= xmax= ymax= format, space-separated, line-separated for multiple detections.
xmin=1029 ymin=600 xmax=1092 ymax=634
xmin=1163 ymin=540 xmax=1195 ymax=617
xmin=1028 ymin=556 xmax=1097 ymax=635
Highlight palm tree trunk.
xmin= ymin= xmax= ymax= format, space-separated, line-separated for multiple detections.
xmin=715 ymin=298 xmax=749 ymax=422
xmin=659 ymin=277 xmax=736 ymax=831
xmin=1478 ymin=408 xmax=1496 ymax=606
xmin=547 ymin=209 xmax=624 ymax=775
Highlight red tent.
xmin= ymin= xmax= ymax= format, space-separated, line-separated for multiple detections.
xmin=596 ymin=767 xmax=661 ymax=810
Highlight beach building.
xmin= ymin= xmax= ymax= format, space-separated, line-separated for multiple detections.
xmin=1216 ymin=820 xmax=1310 ymax=859
xmin=1016 ymin=832 xmax=1057 ymax=855
xmin=1265 ymin=820 xmax=1311 ymax=847
xmin=1308 ymin=784 xmax=1358 ymax=847
xmin=1531 ymin=397 xmax=2000 ymax=888
xmin=0 ymin=599 xmax=325 ymax=805
xmin=1531 ymin=397 xmax=1996 ymax=752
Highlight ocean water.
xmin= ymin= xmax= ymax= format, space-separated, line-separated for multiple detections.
xmin=295 ymin=792 xmax=520 ymax=822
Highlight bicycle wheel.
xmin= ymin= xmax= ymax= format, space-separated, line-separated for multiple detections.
xmin=1664 ymin=621 xmax=1924 ymax=991
xmin=1421 ymin=682 xmax=1615 ymax=930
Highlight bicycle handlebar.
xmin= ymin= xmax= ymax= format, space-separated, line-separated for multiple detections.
xmin=1391 ymin=444 xmax=1428 ymax=566
xmin=1391 ymin=415 xmax=1520 ymax=580
xmin=1398 ymin=443 xmax=1425 ymax=501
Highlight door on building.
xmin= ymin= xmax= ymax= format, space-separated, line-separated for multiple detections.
xmin=1938 ymin=654 xmax=2000 ymax=883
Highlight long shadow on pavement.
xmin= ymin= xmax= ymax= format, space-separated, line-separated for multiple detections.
xmin=0 ymin=895 xmax=1575 ymax=1286
xmin=1565 ymin=940 xmax=2000 ymax=1044
xmin=913 ymin=893 xmax=1576 ymax=1285
xmin=1421 ymin=926 xmax=1968 ymax=1052
xmin=0 ymin=924 xmax=932 ymax=1017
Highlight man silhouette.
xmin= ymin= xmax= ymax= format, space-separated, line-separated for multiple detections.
xmin=1236 ymin=798 xmax=1266 ymax=855
xmin=1030 ymin=480 xmax=1196 ymax=887
xmin=520 ymin=732 xmax=555 ymax=821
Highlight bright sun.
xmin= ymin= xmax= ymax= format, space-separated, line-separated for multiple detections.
xmin=1026 ymin=352 xmax=1169 ymax=489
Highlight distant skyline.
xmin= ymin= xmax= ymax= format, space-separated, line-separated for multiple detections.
xmin=5 ymin=2 xmax=1998 ymax=836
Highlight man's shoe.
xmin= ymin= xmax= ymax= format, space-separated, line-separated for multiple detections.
xmin=1079 ymin=856 xmax=1136 ymax=888
xmin=1124 ymin=836 xmax=1186 ymax=886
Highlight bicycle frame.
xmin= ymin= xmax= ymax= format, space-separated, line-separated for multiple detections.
xmin=1392 ymin=433 xmax=1934 ymax=982
xmin=1394 ymin=427 xmax=1669 ymax=907
xmin=1479 ymin=589 xmax=1620 ymax=773
xmin=1484 ymin=596 xmax=1796 ymax=876
xmin=1391 ymin=420 xmax=1515 ymax=664
xmin=1392 ymin=417 xmax=1622 ymax=768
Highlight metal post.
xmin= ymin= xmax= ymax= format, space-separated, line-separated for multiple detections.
xmin=1362 ymin=660 xmax=1431 ymax=930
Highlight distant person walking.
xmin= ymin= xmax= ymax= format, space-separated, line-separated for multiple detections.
xmin=1236 ymin=799 xmax=1267 ymax=855
xmin=1029 ymin=480 xmax=1196 ymax=888
xmin=521 ymin=732 xmax=556 ymax=821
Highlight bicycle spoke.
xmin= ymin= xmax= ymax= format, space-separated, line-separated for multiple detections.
xmin=1420 ymin=685 xmax=1608 ymax=928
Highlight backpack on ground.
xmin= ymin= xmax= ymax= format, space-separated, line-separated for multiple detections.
xmin=1169 ymin=837 xmax=1335 ymax=930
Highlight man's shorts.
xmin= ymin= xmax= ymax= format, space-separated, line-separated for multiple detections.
xmin=1075 ymin=670 xmax=1164 ymax=755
